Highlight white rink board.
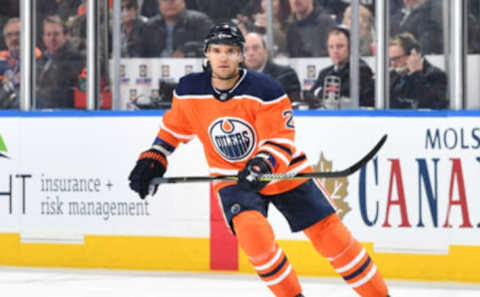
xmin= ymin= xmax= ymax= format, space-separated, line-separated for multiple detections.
xmin=0 ymin=115 xmax=210 ymax=238
xmin=270 ymin=115 xmax=480 ymax=253
xmin=0 ymin=113 xmax=479 ymax=251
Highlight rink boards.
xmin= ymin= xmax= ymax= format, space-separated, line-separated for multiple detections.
xmin=0 ymin=110 xmax=479 ymax=283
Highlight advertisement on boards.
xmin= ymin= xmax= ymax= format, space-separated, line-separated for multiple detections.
xmin=1 ymin=114 xmax=479 ymax=252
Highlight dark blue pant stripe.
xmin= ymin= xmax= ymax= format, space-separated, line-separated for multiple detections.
xmin=343 ymin=256 xmax=371 ymax=281
xmin=258 ymin=256 xmax=287 ymax=278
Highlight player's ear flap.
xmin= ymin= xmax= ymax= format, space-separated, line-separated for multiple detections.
xmin=202 ymin=59 xmax=210 ymax=72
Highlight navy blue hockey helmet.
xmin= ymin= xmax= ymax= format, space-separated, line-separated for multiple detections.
xmin=203 ymin=23 xmax=246 ymax=54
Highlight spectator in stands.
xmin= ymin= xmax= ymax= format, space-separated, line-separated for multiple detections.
xmin=285 ymin=0 xmax=336 ymax=57
xmin=389 ymin=32 xmax=448 ymax=109
xmin=141 ymin=0 xmax=199 ymax=18
xmin=120 ymin=0 xmax=148 ymax=57
xmin=341 ymin=4 xmax=375 ymax=56
xmin=65 ymin=0 xmax=111 ymax=55
xmin=318 ymin=0 xmax=404 ymax=20
xmin=194 ymin=0 xmax=248 ymax=24
xmin=65 ymin=0 xmax=111 ymax=93
xmin=235 ymin=0 xmax=263 ymax=23
xmin=316 ymin=0 xmax=348 ymax=22
xmin=57 ymin=0 xmax=84 ymax=21
xmin=141 ymin=0 xmax=213 ymax=58
xmin=467 ymin=0 xmax=480 ymax=53
xmin=309 ymin=25 xmax=374 ymax=109
xmin=0 ymin=1 xmax=18 ymax=19
xmin=244 ymin=32 xmax=302 ymax=103
xmin=0 ymin=0 xmax=19 ymax=50
xmin=390 ymin=0 xmax=444 ymax=54
xmin=141 ymin=0 xmax=161 ymax=17
xmin=229 ymin=18 xmax=251 ymax=38
xmin=0 ymin=18 xmax=41 ymax=109
xmin=36 ymin=15 xmax=85 ymax=109
xmin=388 ymin=0 xmax=409 ymax=16
xmin=252 ymin=0 xmax=291 ymax=57
xmin=468 ymin=17 xmax=480 ymax=54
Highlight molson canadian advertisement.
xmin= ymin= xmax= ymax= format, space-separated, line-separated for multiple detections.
xmin=0 ymin=111 xmax=479 ymax=282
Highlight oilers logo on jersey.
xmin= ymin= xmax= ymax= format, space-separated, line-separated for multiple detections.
xmin=208 ymin=117 xmax=256 ymax=161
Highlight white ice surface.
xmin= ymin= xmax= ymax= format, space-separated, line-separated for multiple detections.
xmin=0 ymin=267 xmax=479 ymax=297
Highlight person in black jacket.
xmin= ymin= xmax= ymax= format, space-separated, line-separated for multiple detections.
xmin=388 ymin=32 xmax=448 ymax=109
xmin=390 ymin=0 xmax=443 ymax=54
xmin=244 ymin=32 xmax=302 ymax=104
xmin=36 ymin=15 xmax=85 ymax=109
xmin=285 ymin=0 xmax=336 ymax=57
xmin=120 ymin=0 xmax=148 ymax=57
xmin=309 ymin=25 xmax=375 ymax=109
xmin=141 ymin=0 xmax=213 ymax=58
xmin=0 ymin=18 xmax=23 ymax=109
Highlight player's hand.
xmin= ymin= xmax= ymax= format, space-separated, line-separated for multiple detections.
xmin=128 ymin=148 xmax=167 ymax=199
xmin=237 ymin=156 xmax=273 ymax=192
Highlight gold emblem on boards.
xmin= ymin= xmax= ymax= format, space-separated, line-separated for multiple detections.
xmin=313 ymin=153 xmax=351 ymax=219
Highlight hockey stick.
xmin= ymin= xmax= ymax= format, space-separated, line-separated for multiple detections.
xmin=150 ymin=134 xmax=387 ymax=185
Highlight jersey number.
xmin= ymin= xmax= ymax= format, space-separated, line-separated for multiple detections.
xmin=282 ymin=110 xmax=295 ymax=129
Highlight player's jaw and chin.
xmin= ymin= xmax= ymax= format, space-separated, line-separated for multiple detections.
xmin=213 ymin=70 xmax=238 ymax=81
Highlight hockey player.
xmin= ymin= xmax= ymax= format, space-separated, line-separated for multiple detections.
xmin=128 ymin=23 xmax=390 ymax=297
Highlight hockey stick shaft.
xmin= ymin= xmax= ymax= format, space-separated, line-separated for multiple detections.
xmin=150 ymin=134 xmax=387 ymax=185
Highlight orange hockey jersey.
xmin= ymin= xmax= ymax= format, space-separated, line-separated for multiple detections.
xmin=155 ymin=69 xmax=313 ymax=195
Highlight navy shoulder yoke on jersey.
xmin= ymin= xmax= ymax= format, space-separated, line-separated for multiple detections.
xmin=175 ymin=72 xmax=210 ymax=97
xmin=241 ymin=70 xmax=286 ymax=102
xmin=174 ymin=70 xmax=287 ymax=102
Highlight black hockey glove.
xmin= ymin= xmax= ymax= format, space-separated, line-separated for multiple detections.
xmin=237 ymin=155 xmax=273 ymax=192
xmin=128 ymin=148 xmax=167 ymax=199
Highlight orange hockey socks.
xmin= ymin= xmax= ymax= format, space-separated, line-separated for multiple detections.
xmin=304 ymin=214 xmax=388 ymax=297
xmin=233 ymin=210 xmax=302 ymax=297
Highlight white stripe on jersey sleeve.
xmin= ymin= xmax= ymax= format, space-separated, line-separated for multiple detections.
xmin=160 ymin=120 xmax=195 ymax=140
xmin=151 ymin=144 xmax=172 ymax=156
xmin=173 ymin=90 xmax=213 ymax=100
xmin=259 ymin=146 xmax=290 ymax=167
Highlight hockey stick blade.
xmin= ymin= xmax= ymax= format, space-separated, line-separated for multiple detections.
xmin=150 ymin=134 xmax=387 ymax=185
